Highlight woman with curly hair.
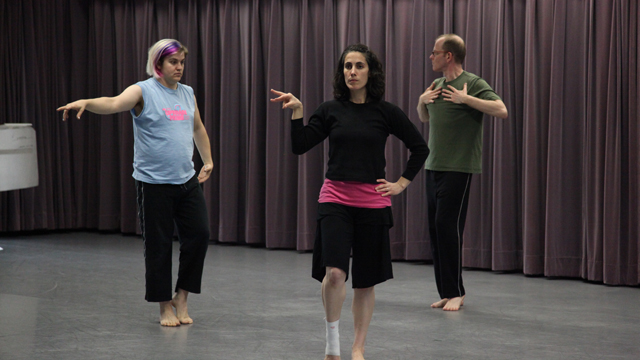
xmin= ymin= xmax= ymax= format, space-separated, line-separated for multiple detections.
xmin=271 ymin=44 xmax=428 ymax=360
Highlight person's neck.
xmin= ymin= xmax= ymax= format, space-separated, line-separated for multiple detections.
xmin=442 ymin=66 xmax=464 ymax=82
xmin=157 ymin=77 xmax=178 ymax=90
xmin=349 ymin=89 xmax=367 ymax=104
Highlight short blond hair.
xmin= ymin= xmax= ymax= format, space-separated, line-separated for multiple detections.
xmin=146 ymin=39 xmax=189 ymax=78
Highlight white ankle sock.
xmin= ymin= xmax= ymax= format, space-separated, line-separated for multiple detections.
xmin=325 ymin=319 xmax=340 ymax=356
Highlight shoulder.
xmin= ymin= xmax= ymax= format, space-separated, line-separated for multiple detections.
xmin=130 ymin=79 xmax=151 ymax=100
xmin=462 ymin=71 xmax=500 ymax=99
xmin=135 ymin=77 xmax=154 ymax=89
xmin=373 ymin=101 xmax=410 ymax=126
xmin=320 ymin=99 xmax=342 ymax=108
xmin=315 ymin=99 xmax=345 ymax=113
xmin=461 ymin=71 xmax=488 ymax=86
xmin=375 ymin=100 xmax=396 ymax=113
xmin=379 ymin=100 xmax=398 ymax=109
xmin=461 ymin=71 xmax=481 ymax=80
xmin=377 ymin=100 xmax=405 ymax=115
xmin=177 ymin=82 xmax=194 ymax=96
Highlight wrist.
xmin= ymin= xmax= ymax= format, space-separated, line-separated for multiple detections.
xmin=291 ymin=106 xmax=303 ymax=120
xmin=398 ymin=177 xmax=410 ymax=189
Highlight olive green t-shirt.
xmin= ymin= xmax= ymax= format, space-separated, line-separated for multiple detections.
xmin=424 ymin=71 xmax=501 ymax=174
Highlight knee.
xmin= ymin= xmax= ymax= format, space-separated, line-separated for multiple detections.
xmin=325 ymin=267 xmax=347 ymax=286
xmin=354 ymin=286 xmax=374 ymax=295
xmin=435 ymin=216 xmax=456 ymax=234
xmin=186 ymin=223 xmax=210 ymax=243
xmin=198 ymin=226 xmax=210 ymax=242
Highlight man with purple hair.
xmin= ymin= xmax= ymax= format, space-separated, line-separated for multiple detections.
xmin=58 ymin=39 xmax=213 ymax=326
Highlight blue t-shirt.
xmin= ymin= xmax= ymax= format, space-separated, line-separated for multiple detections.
xmin=130 ymin=78 xmax=196 ymax=184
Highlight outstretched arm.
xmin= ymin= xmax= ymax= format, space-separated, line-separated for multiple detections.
xmin=57 ymin=84 xmax=143 ymax=120
xmin=442 ymin=83 xmax=508 ymax=119
xmin=192 ymin=96 xmax=214 ymax=183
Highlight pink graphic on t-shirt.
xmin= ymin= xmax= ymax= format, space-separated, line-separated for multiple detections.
xmin=162 ymin=104 xmax=190 ymax=121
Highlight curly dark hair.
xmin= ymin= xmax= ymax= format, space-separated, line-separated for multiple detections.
xmin=332 ymin=44 xmax=385 ymax=102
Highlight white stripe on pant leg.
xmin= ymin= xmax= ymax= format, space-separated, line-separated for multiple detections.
xmin=138 ymin=183 xmax=147 ymax=257
xmin=455 ymin=174 xmax=472 ymax=297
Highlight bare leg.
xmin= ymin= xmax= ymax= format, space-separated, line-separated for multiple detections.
xmin=322 ymin=267 xmax=347 ymax=360
xmin=159 ymin=301 xmax=180 ymax=326
xmin=352 ymin=287 xmax=374 ymax=360
xmin=171 ymin=288 xmax=193 ymax=324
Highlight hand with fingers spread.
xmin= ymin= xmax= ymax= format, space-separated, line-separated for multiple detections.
xmin=57 ymin=100 xmax=90 ymax=121
xmin=270 ymin=89 xmax=303 ymax=119
xmin=442 ymin=83 xmax=468 ymax=104
xmin=418 ymin=82 xmax=442 ymax=106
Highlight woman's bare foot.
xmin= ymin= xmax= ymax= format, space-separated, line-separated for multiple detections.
xmin=324 ymin=355 xmax=340 ymax=360
xmin=443 ymin=296 xmax=464 ymax=311
xmin=171 ymin=289 xmax=193 ymax=324
xmin=159 ymin=301 xmax=180 ymax=326
xmin=352 ymin=347 xmax=365 ymax=360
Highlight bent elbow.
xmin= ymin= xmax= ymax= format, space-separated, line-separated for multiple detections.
xmin=291 ymin=145 xmax=306 ymax=155
xmin=494 ymin=105 xmax=508 ymax=119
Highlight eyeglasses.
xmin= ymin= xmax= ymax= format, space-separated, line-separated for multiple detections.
xmin=431 ymin=50 xmax=448 ymax=56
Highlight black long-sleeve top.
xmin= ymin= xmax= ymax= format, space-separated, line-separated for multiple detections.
xmin=291 ymin=100 xmax=429 ymax=184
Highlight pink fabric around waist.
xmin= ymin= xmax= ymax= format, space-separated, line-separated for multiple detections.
xmin=318 ymin=178 xmax=391 ymax=208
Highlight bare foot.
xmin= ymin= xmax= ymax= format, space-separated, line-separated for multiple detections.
xmin=443 ymin=296 xmax=464 ymax=311
xmin=159 ymin=301 xmax=180 ymax=326
xmin=352 ymin=347 xmax=365 ymax=360
xmin=171 ymin=290 xmax=193 ymax=324
xmin=431 ymin=298 xmax=449 ymax=308
xmin=324 ymin=355 xmax=340 ymax=360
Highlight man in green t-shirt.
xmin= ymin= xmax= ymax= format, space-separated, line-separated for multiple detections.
xmin=416 ymin=34 xmax=508 ymax=311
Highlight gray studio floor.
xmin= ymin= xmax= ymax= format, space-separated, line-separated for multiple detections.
xmin=0 ymin=232 xmax=638 ymax=360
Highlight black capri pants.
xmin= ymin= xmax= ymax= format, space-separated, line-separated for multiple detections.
xmin=312 ymin=202 xmax=394 ymax=289
xmin=136 ymin=174 xmax=210 ymax=302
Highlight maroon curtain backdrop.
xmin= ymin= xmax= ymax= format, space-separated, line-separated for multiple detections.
xmin=1 ymin=0 xmax=638 ymax=286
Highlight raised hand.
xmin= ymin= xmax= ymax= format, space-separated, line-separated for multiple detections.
xmin=270 ymin=89 xmax=302 ymax=110
xmin=270 ymin=89 xmax=304 ymax=120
